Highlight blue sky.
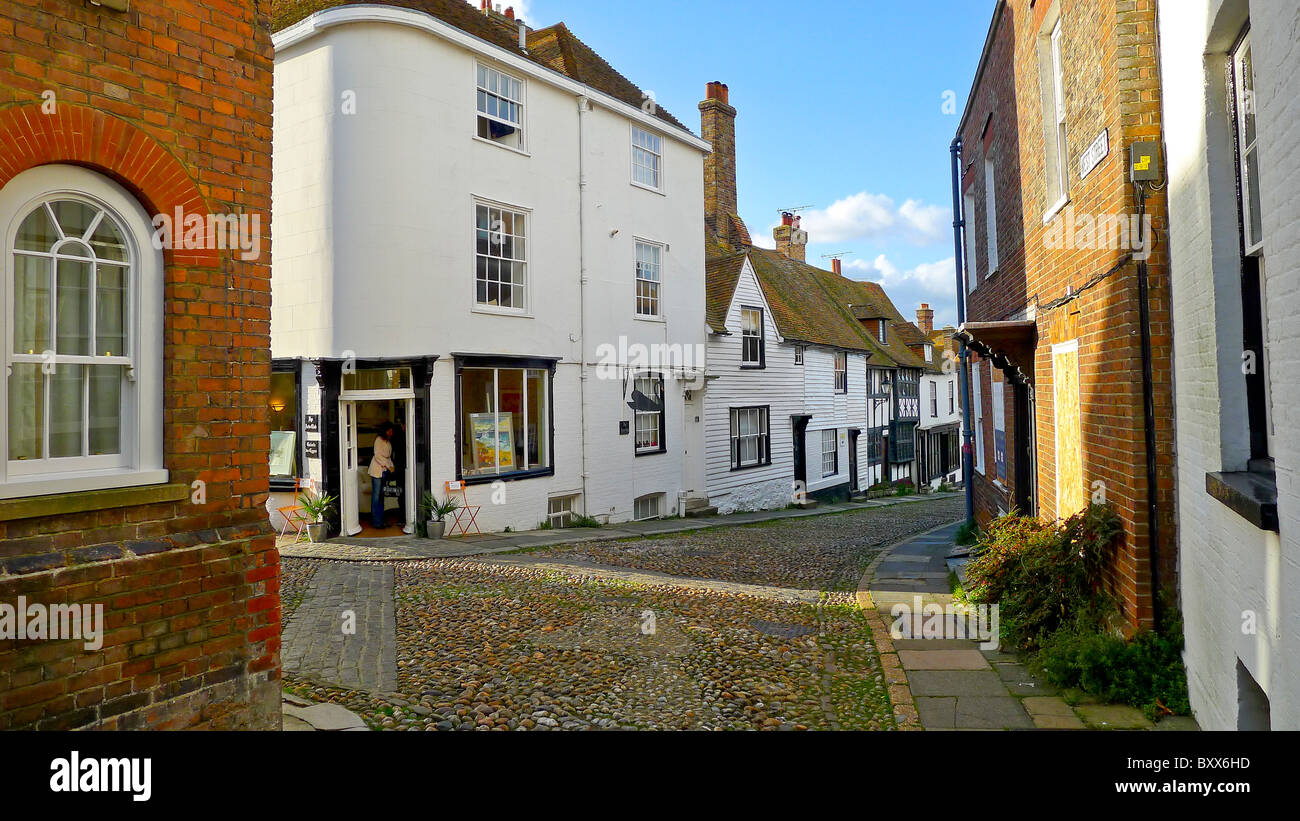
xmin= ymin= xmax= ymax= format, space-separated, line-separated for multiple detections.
xmin=495 ymin=0 xmax=995 ymax=327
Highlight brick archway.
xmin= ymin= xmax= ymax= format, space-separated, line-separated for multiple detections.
xmin=0 ymin=103 xmax=217 ymax=267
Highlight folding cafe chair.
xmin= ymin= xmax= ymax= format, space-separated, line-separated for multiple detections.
xmin=277 ymin=478 xmax=318 ymax=544
xmin=445 ymin=480 xmax=482 ymax=537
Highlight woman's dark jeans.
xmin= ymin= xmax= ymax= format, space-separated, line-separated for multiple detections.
xmin=371 ymin=472 xmax=389 ymax=529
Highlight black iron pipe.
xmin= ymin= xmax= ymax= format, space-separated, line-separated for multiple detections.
xmin=950 ymin=136 xmax=975 ymax=529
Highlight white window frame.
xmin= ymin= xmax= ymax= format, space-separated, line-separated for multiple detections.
xmin=473 ymin=199 xmax=530 ymax=314
xmin=821 ymin=429 xmax=839 ymax=478
xmin=964 ymin=191 xmax=979 ymax=292
xmin=0 ymin=165 xmax=165 ymax=499
xmin=634 ymin=239 xmax=662 ymax=318
xmin=1232 ymin=30 xmax=1264 ymax=256
xmin=548 ymin=494 xmax=580 ymax=527
xmin=878 ymin=319 xmax=888 ymax=344
xmin=633 ymin=372 xmax=664 ymax=455
xmin=834 ymin=351 xmax=848 ymax=393
xmin=741 ymin=306 xmax=764 ymax=366
xmin=1040 ymin=16 xmax=1069 ymax=218
xmin=631 ymin=125 xmax=663 ymax=191
xmin=984 ymin=157 xmax=999 ymax=275
xmin=633 ymin=493 xmax=662 ymax=521
xmin=794 ymin=346 xmax=805 ymax=366
xmin=475 ymin=62 xmax=526 ymax=152
xmin=730 ymin=406 xmax=769 ymax=469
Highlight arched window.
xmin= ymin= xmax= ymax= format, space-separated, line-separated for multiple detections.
xmin=0 ymin=165 xmax=164 ymax=496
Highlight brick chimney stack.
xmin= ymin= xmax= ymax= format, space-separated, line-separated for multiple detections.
xmin=917 ymin=303 xmax=934 ymax=335
xmin=773 ymin=213 xmax=807 ymax=262
xmin=700 ymin=82 xmax=739 ymax=247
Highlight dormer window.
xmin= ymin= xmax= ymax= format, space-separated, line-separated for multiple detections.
xmin=878 ymin=319 xmax=888 ymax=344
xmin=924 ymin=344 xmax=933 ymax=362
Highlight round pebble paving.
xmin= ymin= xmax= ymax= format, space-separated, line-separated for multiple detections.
xmin=280 ymin=498 xmax=963 ymax=731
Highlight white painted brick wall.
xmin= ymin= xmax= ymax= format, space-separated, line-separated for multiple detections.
xmin=1159 ymin=0 xmax=1300 ymax=730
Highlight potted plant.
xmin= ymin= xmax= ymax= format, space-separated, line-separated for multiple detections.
xmin=422 ymin=492 xmax=461 ymax=540
xmin=298 ymin=492 xmax=337 ymax=543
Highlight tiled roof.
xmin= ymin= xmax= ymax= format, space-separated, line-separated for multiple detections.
xmin=271 ymin=1 xmax=689 ymax=132
xmin=744 ymin=249 xmax=887 ymax=353
xmin=525 ymin=24 xmax=688 ymax=131
xmin=704 ymin=252 xmax=747 ymax=334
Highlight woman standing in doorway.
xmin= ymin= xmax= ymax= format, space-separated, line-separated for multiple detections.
xmin=368 ymin=422 xmax=396 ymax=530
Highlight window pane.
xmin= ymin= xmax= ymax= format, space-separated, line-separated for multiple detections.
xmin=8 ymin=363 xmax=44 ymax=460
xmin=89 ymin=365 xmax=121 ymax=455
xmin=1246 ymin=148 xmax=1263 ymax=245
xmin=1240 ymin=46 xmax=1256 ymax=145
xmin=498 ymin=368 xmax=523 ymax=472
xmin=51 ymin=201 xmax=98 ymax=240
xmin=462 ymin=368 xmax=496 ymax=476
xmin=49 ymin=364 xmax=83 ymax=458
xmin=89 ymin=217 xmax=127 ymax=262
xmin=16 ymin=205 xmax=59 ymax=251
xmin=56 ymin=258 xmax=92 ymax=355
xmin=13 ymin=254 xmax=50 ymax=354
xmin=527 ymin=369 xmax=548 ymax=469
xmin=96 ymin=263 xmax=127 ymax=356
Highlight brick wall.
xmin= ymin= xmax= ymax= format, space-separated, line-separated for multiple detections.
xmin=0 ymin=0 xmax=278 ymax=730
xmin=959 ymin=0 xmax=1177 ymax=631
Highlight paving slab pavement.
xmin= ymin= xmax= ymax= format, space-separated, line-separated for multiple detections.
xmin=856 ymin=520 xmax=1199 ymax=732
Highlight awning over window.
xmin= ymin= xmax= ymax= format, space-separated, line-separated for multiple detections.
xmin=953 ymin=321 xmax=1037 ymax=387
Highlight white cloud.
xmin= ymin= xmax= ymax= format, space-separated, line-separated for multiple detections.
xmin=749 ymin=226 xmax=776 ymax=250
xmin=801 ymin=192 xmax=950 ymax=246
xmin=844 ymin=255 xmax=958 ymax=327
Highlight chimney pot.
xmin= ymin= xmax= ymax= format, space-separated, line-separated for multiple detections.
xmin=916 ymin=304 xmax=935 ymax=335
xmin=705 ymin=81 xmax=730 ymax=104
xmin=505 ymin=6 xmax=514 ymax=19
xmin=781 ymin=212 xmax=794 ymax=227
xmin=832 ymin=258 xmax=842 ymax=275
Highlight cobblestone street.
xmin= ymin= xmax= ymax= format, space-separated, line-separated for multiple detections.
xmin=281 ymin=497 xmax=963 ymax=731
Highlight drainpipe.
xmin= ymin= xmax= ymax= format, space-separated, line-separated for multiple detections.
xmin=576 ymin=96 xmax=592 ymax=516
xmin=1134 ymin=182 xmax=1162 ymax=629
xmin=950 ymin=135 xmax=975 ymax=529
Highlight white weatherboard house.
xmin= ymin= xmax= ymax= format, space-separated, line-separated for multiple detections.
xmin=697 ymin=84 xmax=928 ymax=514
xmin=916 ymin=309 xmax=961 ymax=489
xmin=1158 ymin=0 xmax=1298 ymax=729
xmin=269 ymin=0 xmax=709 ymax=535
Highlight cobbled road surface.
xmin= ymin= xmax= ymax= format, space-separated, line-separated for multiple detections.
xmin=281 ymin=496 xmax=962 ymax=731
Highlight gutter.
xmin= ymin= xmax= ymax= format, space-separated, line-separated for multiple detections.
xmin=950 ymin=135 xmax=976 ymax=529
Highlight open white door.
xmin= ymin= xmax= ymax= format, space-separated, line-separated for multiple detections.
xmin=340 ymin=400 xmax=362 ymax=536
xmin=402 ymin=399 xmax=416 ymax=534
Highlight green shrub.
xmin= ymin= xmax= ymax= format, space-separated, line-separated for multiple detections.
xmin=954 ymin=520 xmax=980 ymax=547
xmin=965 ymin=504 xmax=1121 ymax=650
xmin=1032 ymin=610 xmax=1190 ymax=721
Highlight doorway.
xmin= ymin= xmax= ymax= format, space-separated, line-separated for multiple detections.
xmin=339 ymin=396 xmax=416 ymax=537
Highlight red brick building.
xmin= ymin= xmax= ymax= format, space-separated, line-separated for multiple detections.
xmin=0 ymin=0 xmax=278 ymax=729
xmin=955 ymin=0 xmax=1175 ymax=631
